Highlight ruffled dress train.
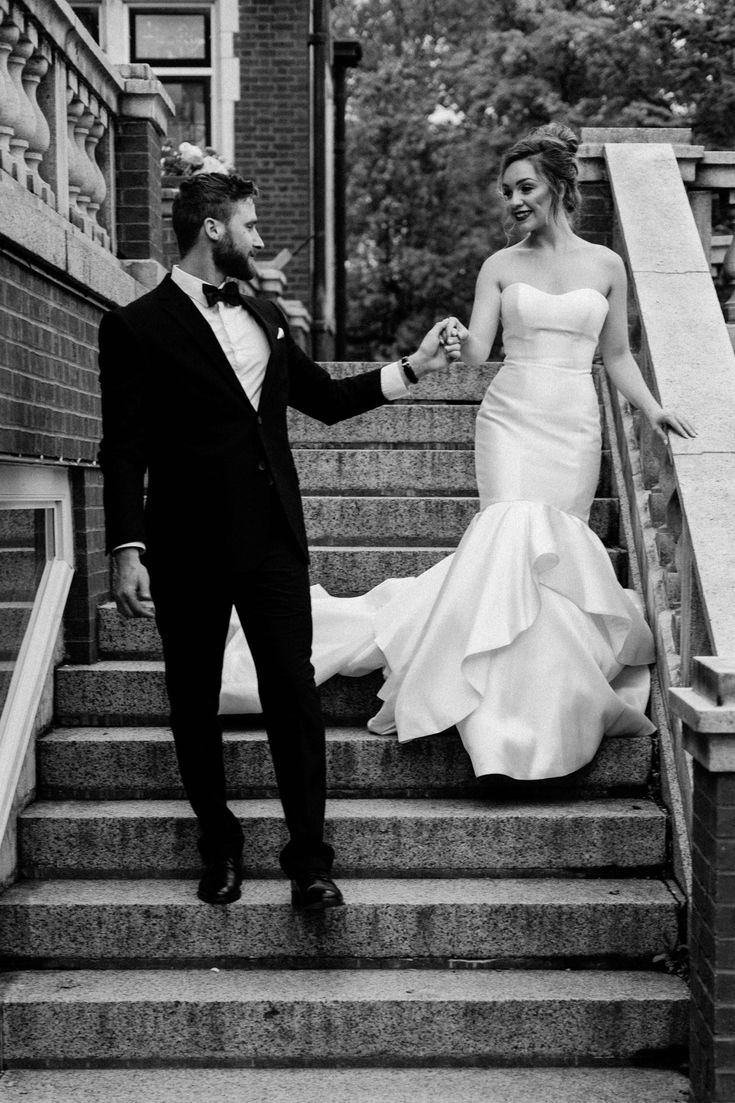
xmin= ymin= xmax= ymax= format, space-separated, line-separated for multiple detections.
xmin=220 ymin=282 xmax=655 ymax=779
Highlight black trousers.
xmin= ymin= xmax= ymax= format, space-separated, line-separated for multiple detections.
xmin=149 ymin=506 xmax=333 ymax=880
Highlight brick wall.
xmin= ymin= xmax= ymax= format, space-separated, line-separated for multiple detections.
xmin=0 ymin=249 xmax=108 ymax=662
xmin=162 ymin=188 xmax=180 ymax=271
xmin=579 ymin=182 xmax=614 ymax=248
xmin=116 ymin=118 xmax=165 ymax=264
xmin=236 ymin=0 xmax=312 ymax=305
xmin=690 ymin=761 xmax=735 ymax=1102
xmin=0 ymin=252 xmax=102 ymax=463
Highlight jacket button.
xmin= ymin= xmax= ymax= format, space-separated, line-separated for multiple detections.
xmin=257 ymin=415 xmax=263 ymax=425
xmin=257 ymin=460 xmax=266 ymax=471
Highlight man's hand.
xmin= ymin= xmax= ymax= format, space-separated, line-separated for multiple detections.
xmin=408 ymin=318 xmax=465 ymax=379
xmin=440 ymin=316 xmax=470 ymax=349
xmin=113 ymin=548 xmax=155 ymax=618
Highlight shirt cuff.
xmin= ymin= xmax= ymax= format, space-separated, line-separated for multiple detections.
xmin=381 ymin=361 xmax=411 ymax=400
xmin=112 ymin=542 xmax=146 ymax=553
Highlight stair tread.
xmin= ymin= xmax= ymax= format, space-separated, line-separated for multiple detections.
xmin=0 ymin=876 xmax=676 ymax=907
xmin=0 ymin=1068 xmax=691 ymax=1103
xmin=40 ymin=724 xmax=641 ymax=745
xmin=21 ymin=796 xmax=664 ymax=821
xmin=0 ymin=966 xmax=688 ymax=1003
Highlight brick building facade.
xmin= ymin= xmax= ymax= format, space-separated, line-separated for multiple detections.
xmin=0 ymin=0 xmax=346 ymax=878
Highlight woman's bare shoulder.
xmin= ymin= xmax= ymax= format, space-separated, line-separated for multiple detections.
xmin=477 ymin=245 xmax=524 ymax=282
xmin=578 ymin=240 xmax=625 ymax=277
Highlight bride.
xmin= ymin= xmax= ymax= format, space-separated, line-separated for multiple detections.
xmin=220 ymin=123 xmax=695 ymax=781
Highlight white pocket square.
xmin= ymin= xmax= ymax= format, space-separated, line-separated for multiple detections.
xmin=277 ymin=327 xmax=285 ymax=339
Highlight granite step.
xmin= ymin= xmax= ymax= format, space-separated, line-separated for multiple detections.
xmin=19 ymin=797 xmax=667 ymax=879
xmin=302 ymin=496 xmax=618 ymax=545
xmin=55 ymin=663 xmax=385 ymax=726
xmin=0 ymin=602 xmax=33 ymax=658
xmin=0 ymin=1067 xmax=692 ymax=1103
xmin=36 ymin=726 xmax=653 ymax=799
xmin=0 ymin=967 xmax=688 ymax=1068
xmin=0 ymin=508 xmax=38 ymax=546
xmin=323 ymin=360 xmax=501 ymax=402
xmin=293 ymin=447 xmax=613 ymax=497
xmin=287 ymin=402 xmax=609 ymax=448
xmin=288 ymin=403 xmax=479 ymax=447
xmin=321 ymin=360 xmax=603 ymax=405
xmin=0 ymin=549 xmax=41 ymax=602
xmin=97 ymin=538 xmax=629 ymax=652
xmin=294 ymin=446 xmax=480 ymax=495
xmin=0 ymin=877 xmax=680 ymax=968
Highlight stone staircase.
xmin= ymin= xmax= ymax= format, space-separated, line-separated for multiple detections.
xmin=0 ymin=364 xmax=690 ymax=1101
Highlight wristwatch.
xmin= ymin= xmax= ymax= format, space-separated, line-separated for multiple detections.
xmin=400 ymin=354 xmax=419 ymax=384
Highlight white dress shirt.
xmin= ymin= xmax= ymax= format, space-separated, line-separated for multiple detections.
xmin=113 ymin=266 xmax=410 ymax=552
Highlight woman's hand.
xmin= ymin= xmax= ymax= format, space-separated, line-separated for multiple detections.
xmin=647 ymin=408 xmax=698 ymax=444
xmin=439 ymin=316 xmax=470 ymax=353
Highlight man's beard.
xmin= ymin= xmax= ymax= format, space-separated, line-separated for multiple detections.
xmin=212 ymin=229 xmax=257 ymax=281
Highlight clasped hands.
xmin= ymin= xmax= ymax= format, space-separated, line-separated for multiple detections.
xmin=412 ymin=316 xmax=469 ymax=376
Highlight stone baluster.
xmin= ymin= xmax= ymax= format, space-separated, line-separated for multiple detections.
xmin=6 ymin=14 xmax=37 ymax=185
xmin=65 ymin=82 xmax=86 ymax=222
xmin=670 ymin=657 xmax=735 ymax=1103
xmin=0 ymin=11 xmax=21 ymax=173
xmin=72 ymin=94 xmax=95 ymax=220
xmin=84 ymin=100 xmax=107 ymax=233
xmin=21 ymin=44 xmax=52 ymax=203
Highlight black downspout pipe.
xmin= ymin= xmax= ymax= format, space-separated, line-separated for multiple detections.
xmin=310 ymin=0 xmax=329 ymax=360
xmin=333 ymin=40 xmax=362 ymax=361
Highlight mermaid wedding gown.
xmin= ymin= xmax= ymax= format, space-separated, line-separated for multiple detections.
xmin=220 ymin=283 xmax=656 ymax=779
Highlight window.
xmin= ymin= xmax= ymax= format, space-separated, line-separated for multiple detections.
xmin=0 ymin=506 xmax=53 ymax=718
xmin=0 ymin=465 xmax=74 ymax=855
xmin=93 ymin=0 xmax=239 ymax=166
xmin=71 ymin=3 xmax=101 ymax=43
xmin=130 ymin=7 xmax=212 ymax=149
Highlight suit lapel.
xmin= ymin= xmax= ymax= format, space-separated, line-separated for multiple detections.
xmin=154 ymin=275 xmax=255 ymax=411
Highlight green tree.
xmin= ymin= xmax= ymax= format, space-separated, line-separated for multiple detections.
xmin=332 ymin=0 xmax=735 ymax=358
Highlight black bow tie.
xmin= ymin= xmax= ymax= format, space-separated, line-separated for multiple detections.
xmin=203 ymin=281 xmax=242 ymax=308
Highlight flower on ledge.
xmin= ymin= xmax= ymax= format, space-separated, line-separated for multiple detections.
xmin=161 ymin=141 xmax=234 ymax=178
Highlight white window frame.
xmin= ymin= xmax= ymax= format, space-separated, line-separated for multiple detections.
xmin=99 ymin=0 xmax=240 ymax=166
xmin=0 ymin=464 xmax=74 ymax=851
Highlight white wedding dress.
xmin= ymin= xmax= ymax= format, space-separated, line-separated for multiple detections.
xmin=220 ymin=283 xmax=656 ymax=779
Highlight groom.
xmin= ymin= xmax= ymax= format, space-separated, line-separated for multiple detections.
xmin=98 ymin=171 xmax=459 ymax=910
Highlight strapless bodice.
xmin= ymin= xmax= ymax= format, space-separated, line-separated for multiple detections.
xmin=501 ymin=283 xmax=609 ymax=374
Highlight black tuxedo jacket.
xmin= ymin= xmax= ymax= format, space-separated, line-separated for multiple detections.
xmin=98 ymin=275 xmax=386 ymax=569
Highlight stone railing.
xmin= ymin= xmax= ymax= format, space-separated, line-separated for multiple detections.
xmin=0 ymin=0 xmax=171 ymax=276
xmin=580 ymin=129 xmax=735 ymax=1103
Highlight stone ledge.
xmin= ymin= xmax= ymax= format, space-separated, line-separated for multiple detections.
xmin=0 ymin=1068 xmax=691 ymax=1103
xmin=0 ymin=171 xmax=143 ymax=307
xmin=119 ymin=259 xmax=168 ymax=292
xmin=672 ymin=657 xmax=735 ymax=771
xmin=117 ymin=64 xmax=175 ymax=134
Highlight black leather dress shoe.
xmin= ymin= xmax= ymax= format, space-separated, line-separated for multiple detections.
xmin=197 ymin=856 xmax=242 ymax=905
xmin=291 ymin=873 xmax=344 ymax=912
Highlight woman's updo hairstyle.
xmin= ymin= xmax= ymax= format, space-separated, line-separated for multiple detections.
xmin=500 ymin=122 xmax=582 ymax=223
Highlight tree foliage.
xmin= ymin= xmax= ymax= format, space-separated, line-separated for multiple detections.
xmin=331 ymin=0 xmax=735 ymax=358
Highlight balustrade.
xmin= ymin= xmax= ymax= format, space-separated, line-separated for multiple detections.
xmin=0 ymin=0 xmax=171 ymax=259
xmin=579 ymin=131 xmax=735 ymax=1102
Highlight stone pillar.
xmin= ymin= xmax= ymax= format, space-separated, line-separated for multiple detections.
xmin=114 ymin=64 xmax=173 ymax=264
xmin=671 ymin=657 xmax=735 ymax=1103
xmin=256 ymin=266 xmax=288 ymax=303
xmin=690 ymin=190 xmax=713 ymax=259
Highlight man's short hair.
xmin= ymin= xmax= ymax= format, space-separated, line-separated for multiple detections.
xmin=171 ymin=172 xmax=260 ymax=256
